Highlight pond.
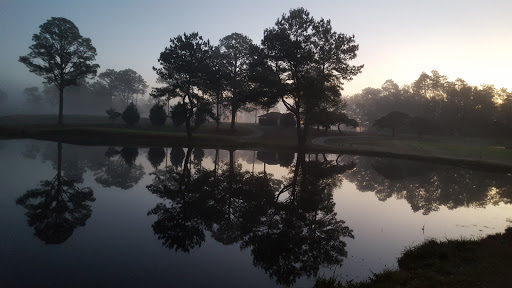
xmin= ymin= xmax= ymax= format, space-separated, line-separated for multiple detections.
xmin=1 ymin=139 xmax=511 ymax=287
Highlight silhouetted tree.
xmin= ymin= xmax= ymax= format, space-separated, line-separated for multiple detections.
xmin=373 ymin=111 xmax=410 ymax=136
xmin=205 ymin=47 xmax=227 ymax=128
xmin=153 ymin=32 xmax=214 ymax=140
xmin=407 ymin=116 xmax=434 ymax=137
xmin=241 ymin=153 xmax=355 ymax=286
xmin=217 ymin=32 xmax=259 ymax=130
xmin=94 ymin=147 xmax=144 ymax=189
xmin=170 ymin=147 xmax=186 ymax=168
xmin=120 ymin=147 xmax=139 ymax=166
xmin=343 ymin=157 xmax=512 ymax=215
xmin=106 ymin=108 xmax=122 ymax=122
xmin=97 ymin=68 xmax=148 ymax=109
xmin=122 ymin=102 xmax=140 ymax=126
xmin=147 ymin=146 xmax=356 ymax=286
xmin=192 ymin=148 xmax=205 ymax=168
xmin=497 ymin=90 xmax=512 ymax=127
xmin=16 ymin=142 xmax=95 ymax=244
xmin=19 ymin=17 xmax=99 ymax=125
xmin=149 ymin=103 xmax=167 ymax=126
xmin=254 ymin=8 xmax=363 ymax=146
xmin=23 ymin=86 xmax=44 ymax=107
xmin=170 ymin=102 xmax=187 ymax=127
xmin=147 ymin=147 xmax=166 ymax=170
xmin=147 ymin=148 xmax=214 ymax=252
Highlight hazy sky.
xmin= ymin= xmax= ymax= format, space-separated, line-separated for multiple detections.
xmin=1 ymin=0 xmax=511 ymax=100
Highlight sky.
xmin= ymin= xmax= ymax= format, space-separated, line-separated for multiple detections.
xmin=1 ymin=0 xmax=511 ymax=103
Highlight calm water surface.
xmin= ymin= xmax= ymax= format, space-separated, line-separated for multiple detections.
xmin=1 ymin=140 xmax=511 ymax=287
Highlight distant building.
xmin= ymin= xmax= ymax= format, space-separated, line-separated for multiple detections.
xmin=258 ymin=112 xmax=281 ymax=126
xmin=256 ymin=151 xmax=295 ymax=167
xmin=258 ymin=112 xmax=296 ymax=126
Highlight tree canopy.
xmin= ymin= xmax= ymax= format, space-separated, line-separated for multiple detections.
xmin=153 ymin=32 xmax=214 ymax=140
xmin=347 ymin=70 xmax=512 ymax=137
xmin=217 ymin=32 xmax=258 ymax=129
xmin=373 ymin=111 xmax=410 ymax=136
xmin=19 ymin=17 xmax=99 ymax=125
xmin=97 ymin=68 xmax=148 ymax=109
xmin=253 ymin=7 xmax=363 ymax=146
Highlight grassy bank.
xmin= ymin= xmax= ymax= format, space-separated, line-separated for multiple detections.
xmin=322 ymin=227 xmax=512 ymax=288
xmin=1 ymin=114 xmax=511 ymax=171
xmin=0 ymin=114 xmax=300 ymax=150
xmin=321 ymin=135 xmax=512 ymax=171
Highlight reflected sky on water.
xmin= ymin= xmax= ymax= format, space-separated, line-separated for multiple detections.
xmin=1 ymin=139 xmax=511 ymax=287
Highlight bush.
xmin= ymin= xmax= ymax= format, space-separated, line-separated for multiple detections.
xmin=193 ymin=101 xmax=215 ymax=127
xmin=149 ymin=103 xmax=167 ymax=126
xmin=106 ymin=108 xmax=121 ymax=122
xmin=122 ymin=102 xmax=140 ymax=126
xmin=170 ymin=103 xmax=187 ymax=127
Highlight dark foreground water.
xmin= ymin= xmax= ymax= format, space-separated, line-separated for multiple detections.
xmin=1 ymin=140 xmax=511 ymax=287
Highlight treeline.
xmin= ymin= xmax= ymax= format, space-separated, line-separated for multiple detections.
xmin=346 ymin=70 xmax=512 ymax=137
xmin=19 ymin=8 xmax=363 ymax=145
xmin=149 ymin=7 xmax=362 ymax=143
xmin=22 ymin=68 xmax=151 ymax=116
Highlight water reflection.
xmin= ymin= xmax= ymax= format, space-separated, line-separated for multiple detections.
xmin=147 ymin=148 xmax=355 ymax=286
xmin=12 ymin=141 xmax=512 ymax=285
xmin=16 ymin=142 xmax=95 ymax=244
xmin=257 ymin=151 xmax=295 ymax=167
xmin=93 ymin=147 xmax=145 ymax=189
xmin=344 ymin=157 xmax=512 ymax=214
xmin=146 ymin=147 xmax=166 ymax=170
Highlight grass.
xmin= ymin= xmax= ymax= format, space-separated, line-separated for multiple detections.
xmin=323 ymin=135 xmax=512 ymax=169
xmin=1 ymin=114 xmax=511 ymax=170
xmin=335 ymin=227 xmax=512 ymax=288
xmin=0 ymin=114 xmax=299 ymax=150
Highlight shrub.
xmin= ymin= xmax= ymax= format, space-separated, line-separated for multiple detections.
xmin=106 ymin=108 xmax=121 ymax=122
xmin=193 ymin=101 xmax=215 ymax=127
xmin=170 ymin=103 xmax=187 ymax=127
xmin=122 ymin=102 xmax=140 ymax=126
xmin=149 ymin=103 xmax=167 ymax=126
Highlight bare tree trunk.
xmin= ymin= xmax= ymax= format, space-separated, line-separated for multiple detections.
xmin=214 ymin=148 xmax=219 ymax=179
xmin=295 ymin=112 xmax=305 ymax=148
xmin=58 ymin=87 xmax=64 ymax=126
xmin=230 ymin=104 xmax=236 ymax=130
xmin=216 ymin=93 xmax=221 ymax=129
xmin=252 ymin=150 xmax=255 ymax=174
xmin=185 ymin=84 xmax=193 ymax=141
xmin=57 ymin=142 xmax=62 ymax=187
xmin=185 ymin=106 xmax=192 ymax=141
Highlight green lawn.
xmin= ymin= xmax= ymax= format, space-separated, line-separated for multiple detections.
xmin=1 ymin=115 xmax=511 ymax=169
xmin=323 ymin=135 xmax=512 ymax=167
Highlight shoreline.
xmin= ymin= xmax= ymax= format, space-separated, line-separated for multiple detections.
xmin=1 ymin=124 xmax=511 ymax=172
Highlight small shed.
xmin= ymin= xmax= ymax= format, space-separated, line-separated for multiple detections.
xmin=258 ymin=112 xmax=282 ymax=126
xmin=257 ymin=151 xmax=295 ymax=167
xmin=258 ymin=112 xmax=296 ymax=126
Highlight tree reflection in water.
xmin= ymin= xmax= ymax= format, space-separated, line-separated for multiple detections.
xmin=16 ymin=142 xmax=95 ymax=244
xmin=147 ymin=148 xmax=355 ymax=286
xmin=93 ymin=146 xmax=145 ymax=189
xmin=344 ymin=157 xmax=512 ymax=215
xmin=147 ymin=147 xmax=166 ymax=170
